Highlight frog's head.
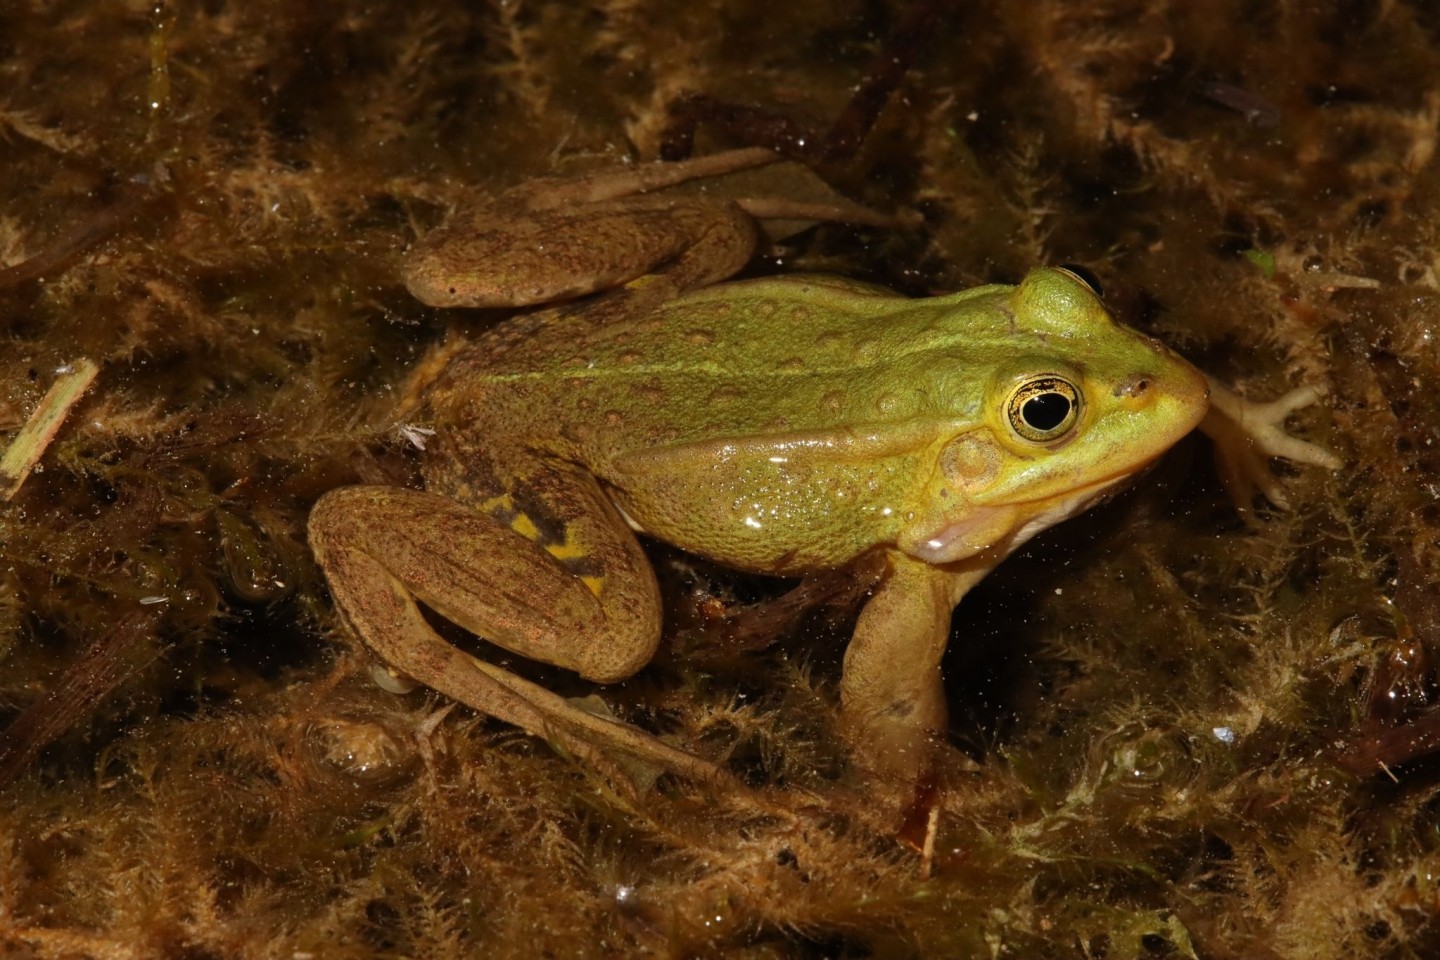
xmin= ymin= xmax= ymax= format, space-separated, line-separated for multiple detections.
xmin=898 ymin=267 xmax=1210 ymax=565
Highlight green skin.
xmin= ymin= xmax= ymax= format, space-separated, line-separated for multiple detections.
xmin=309 ymin=149 xmax=1333 ymax=789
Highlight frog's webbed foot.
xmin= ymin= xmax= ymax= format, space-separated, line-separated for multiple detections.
xmin=1200 ymin=379 xmax=1342 ymax=514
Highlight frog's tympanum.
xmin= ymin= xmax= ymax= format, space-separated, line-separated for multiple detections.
xmin=309 ymin=150 xmax=1338 ymax=788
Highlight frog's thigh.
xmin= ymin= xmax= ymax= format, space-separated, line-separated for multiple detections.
xmin=310 ymin=482 xmax=662 ymax=685
xmin=839 ymin=553 xmax=989 ymax=780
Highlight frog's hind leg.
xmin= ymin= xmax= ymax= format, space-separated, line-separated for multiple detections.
xmin=308 ymin=467 xmax=728 ymax=788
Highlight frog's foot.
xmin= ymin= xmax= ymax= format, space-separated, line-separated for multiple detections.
xmin=1200 ymin=379 xmax=1342 ymax=513
xmin=467 ymin=661 xmax=736 ymax=797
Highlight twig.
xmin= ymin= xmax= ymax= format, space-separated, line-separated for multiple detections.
xmin=0 ymin=358 xmax=99 ymax=501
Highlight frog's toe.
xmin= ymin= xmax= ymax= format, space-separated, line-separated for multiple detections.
xmin=1234 ymin=385 xmax=1344 ymax=468
xmin=1201 ymin=380 xmax=1341 ymax=515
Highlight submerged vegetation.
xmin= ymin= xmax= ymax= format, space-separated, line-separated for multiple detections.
xmin=1 ymin=0 xmax=1438 ymax=956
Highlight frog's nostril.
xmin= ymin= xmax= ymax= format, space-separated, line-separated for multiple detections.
xmin=1113 ymin=375 xmax=1151 ymax=399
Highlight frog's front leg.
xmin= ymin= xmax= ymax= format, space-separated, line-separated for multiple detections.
xmin=308 ymin=461 xmax=730 ymax=789
xmin=839 ymin=551 xmax=992 ymax=783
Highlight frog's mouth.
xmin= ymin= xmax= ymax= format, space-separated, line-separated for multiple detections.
xmin=1003 ymin=464 xmax=1156 ymax=548
xmin=907 ymin=460 xmax=1157 ymax=566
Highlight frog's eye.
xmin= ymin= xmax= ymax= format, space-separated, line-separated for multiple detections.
xmin=1056 ymin=264 xmax=1104 ymax=299
xmin=1006 ymin=375 xmax=1082 ymax=443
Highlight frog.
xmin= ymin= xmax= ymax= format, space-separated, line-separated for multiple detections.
xmin=308 ymin=147 xmax=1339 ymax=789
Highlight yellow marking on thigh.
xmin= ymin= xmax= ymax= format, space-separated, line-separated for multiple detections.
xmin=482 ymin=495 xmax=548 ymax=544
xmin=480 ymin=493 xmax=513 ymax=513
xmin=544 ymin=540 xmax=605 ymax=598
xmin=508 ymin=512 xmax=542 ymax=542
xmin=484 ymin=494 xmax=603 ymax=597
xmin=544 ymin=539 xmax=588 ymax=561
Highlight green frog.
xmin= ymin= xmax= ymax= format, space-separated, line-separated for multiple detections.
xmin=308 ymin=148 xmax=1338 ymax=788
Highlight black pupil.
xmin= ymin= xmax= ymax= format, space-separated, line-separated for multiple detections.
xmin=1023 ymin=392 xmax=1072 ymax=431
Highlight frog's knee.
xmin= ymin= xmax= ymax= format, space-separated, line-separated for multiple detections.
xmin=574 ymin=627 xmax=661 ymax=685
xmin=310 ymin=486 xmax=420 ymax=538
xmin=308 ymin=488 xmax=353 ymax=549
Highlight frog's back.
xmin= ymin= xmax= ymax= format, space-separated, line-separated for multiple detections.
xmin=429 ymin=274 xmax=1013 ymax=464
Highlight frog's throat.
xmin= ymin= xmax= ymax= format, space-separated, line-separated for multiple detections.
xmin=905 ymin=470 xmax=1141 ymax=566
